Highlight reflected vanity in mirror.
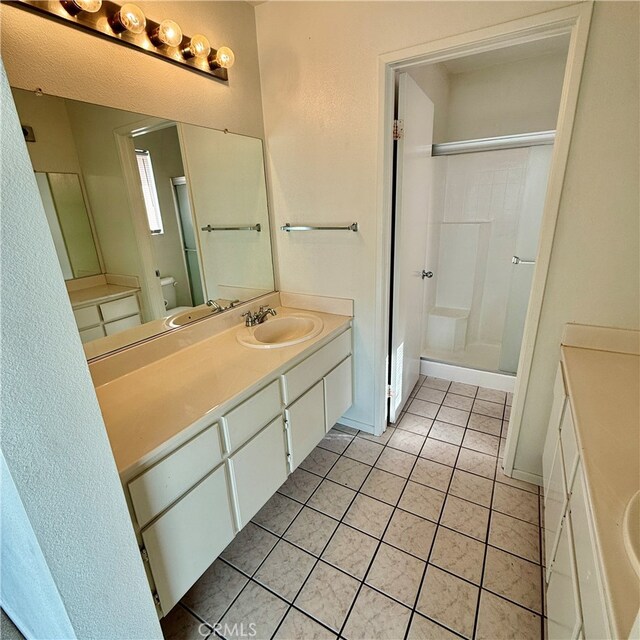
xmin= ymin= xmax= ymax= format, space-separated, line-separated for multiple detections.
xmin=12 ymin=88 xmax=275 ymax=359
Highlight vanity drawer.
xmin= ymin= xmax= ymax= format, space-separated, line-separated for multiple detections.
xmin=282 ymin=329 xmax=352 ymax=405
xmin=104 ymin=314 xmax=141 ymax=336
xmin=100 ymin=295 xmax=139 ymax=322
xmin=73 ymin=304 xmax=101 ymax=329
xmin=129 ymin=425 xmax=223 ymax=529
xmin=141 ymin=463 xmax=235 ymax=615
xmin=222 ymin=380 xmax=281 ymax=452
xmin=79 ymin=325 xmax=106 ymax=343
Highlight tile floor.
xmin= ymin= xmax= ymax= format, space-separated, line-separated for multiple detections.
xmin=162 ymin=375 xmax=545 ymax=640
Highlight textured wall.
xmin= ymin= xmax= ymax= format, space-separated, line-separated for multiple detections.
xmin=0 ymin=62 xmax=161 ymax=638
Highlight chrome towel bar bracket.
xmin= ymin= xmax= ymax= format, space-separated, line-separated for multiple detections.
xmin=512 ymin=256 xmax=536 ymax=265
xmin=281 ymin=222 xmax=359 ymax=232
xmin=201 ymin=224 xmax=261 ymax=232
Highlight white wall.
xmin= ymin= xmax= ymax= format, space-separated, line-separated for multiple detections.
xmin=0 ymin=62 xmax=161 ymax=639
xmin=446 ymin=52 xmax=567 ymax=142
xmin=408 ymin=63 xmax=450 ymax=143
xmin=513 ymin=1 xmax=640 ymax=475
xmin=255 ymin=0 xmax=572 ymax=432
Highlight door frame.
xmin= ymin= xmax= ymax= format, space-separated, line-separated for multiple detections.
xmin=373 ymin=3 xmax=593 ymax=479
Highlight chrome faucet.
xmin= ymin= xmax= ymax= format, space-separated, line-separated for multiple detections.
xmin=206 ymin=299 xmax=223 ymax=312
xmin=242 ymin=305 xmax=277 ymax=327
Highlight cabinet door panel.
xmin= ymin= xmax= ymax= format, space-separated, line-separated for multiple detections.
xmin=324 ymin=356 xmax=353 ymax=432
xmin=543 ymin=366 xmax=567 ymax=496
xmin=73 ymin=305 xmax=101 ymax=329
xmin=286 ymin=381 xmax=326 ymax=470
xmin=560 ymin=405 xmax=579 ymax=493
xmin=142 ymin=464 xmax=235 ymax=614
xmin=570 ymin=465 xmax=610 ymax=639
xmin=104 ymin=314 xmax=141 ymax=335
xmin=100 ymin=295 xmax=140 ymax=321
xmin=230 ymin=417 xmax=288 ymax=528
xmin=545 ymin=437 xmax=567 ymax=578
xmin=547 ymin=513 xmax=582 ymax=640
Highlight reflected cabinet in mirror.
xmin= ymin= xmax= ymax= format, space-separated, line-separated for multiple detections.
xmin=12 ymin=88 xmax=276 ymax=359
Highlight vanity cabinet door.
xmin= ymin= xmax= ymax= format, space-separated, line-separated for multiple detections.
xmin=141 ymin=464 xmax=235 ymax=615
xmin=324 ymin=356 xmax=353 ymax=432
xmin=545 ymin=437 xmax=567 ymax=579
xmin=286 ymin=381 xmax=326 ymax=470
xmin=229 ymin=416 xmax=288 ymax=529
xmin=543 ymin=366 xmax=567 ymax=496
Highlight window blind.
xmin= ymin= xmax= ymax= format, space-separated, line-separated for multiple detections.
xmin=135 ymin=150 xmax=164 ymax=235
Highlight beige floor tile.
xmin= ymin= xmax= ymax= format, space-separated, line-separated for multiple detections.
xmin=294 ymin=562 xmax=359 ymax=632
xmin=472 ymin=399 xmax=504 ymax=419
xmin=436 ymin=405 xmax=470 ymax=428
xmin=365 ymin=542 xmax=425 ymax=606
xmin=423 ymin=376 xmax=451 ymax=391
xmin=476 ymin=387 xmax=507 ymax=404
xmin=222 ymin=522 xmax=279 ymax=573
xmin=335 ymin=423 xmax=359 ymax=435
xmin=429 ymin=421 xmax=465 ymax=446
xmin=343 ymin=585 xmax=412 ymax=640
xmin=501 ymin=420 xmax=510 ymax=438
xmin=219 ymin=581 xmax=288 ymax=640
xmin=440 ymin=495 xmax=490 ymax=541
xmin=274 ymin=608 xmax=336 ymax=640
xmin=284 ymin=507 xmax=339 ymax=555
xmin=161 ymin=604 xmax=208 ymax=640
xmin=448 ymin=469 xmax=493 ymax=507
xmin=375 ymin=447 xmax=417 ymax=478
xmin=468 ymin=413 xmax=502 ymax=437
xmin=483 ymin=547 xmax=542 ymax=613
xmin=388 ymin=428 xmax=426 ymax=455
xmin=430 ymin=526 xmax=485 ymax=585
xmin=420 ymin=438 xmax=460 ymax=467
xmin=408 ymin=399 xmax=441 ymax=419
xmin=476 ymin=590 xmax=541 ymax=640
xmin=410 ymin=457 xmax=453 ymax=492
xmin=357 ymin=427 xmax=395 ymax=445
xmin=183 ymin=559 xmax=248 ymax=624
xmin=360 ymin=467 xmax=406 ymax=505
xmin=407 ymin=612 xmax=459 ymax=639
xmin=492 ymin=483 xmax=539 ymax=525
xmin=489 ymin=512 xmax=540 ymax=563
xmin=254 ymin=540 xmax=316 ymax=601
xmin=343 ymin=494 xmax=394 ymax=538
xmin=462 ymin=430 xmax=500 ymax=456
xmin=307 ymin=479 xmax=356 ymax=519
xmin=506 ymin=392 xmax=513 ymax=406
xmin=443 ymin=393 xmax=474 ymax=411
xmin=383 ymin=509 xmax=436 ymax=560
xmin=299 ymin=447 xmax=340 ymax=477
xmin=416 ymin=386 xmax=446 ymax=404
xmin=398 ymin=481 xmax=446 ymax=522
xmin=455 ymin=448 xmax=496 ymax=479
xmin=448 ymin=382 xmax=478 ymax=398
xmin=321 ymin=523 xmax=378 ymax=580
xmin=343 ymin=437 xmax=384 ymax=466
xmin=278 ymin=468 xmax=323 ymax=503
xmin=397 ymin=413 xmax=433 ymax=437
xmin=252 ymin=493 xmax=304 ymax=537
xmin=495 ymin=467 xmax=539 ymax=494
xmin=499 ymin=438 xmax=506 ymax=458
xmin=327 ymin=457 xmax=371 ymax=490
xmin=417 ymin=566 xmax=479 ymax=639
xmin=317 ymin=429 xmax=355 ymax=454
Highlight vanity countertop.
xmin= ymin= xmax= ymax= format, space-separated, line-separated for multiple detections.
xmin=94 ymin=306 xmax=352 ymax=477
xmin=561 ymin=330 xmax=640 ymax=638
xmin=69 ymin=283 xmax=139 ymax=308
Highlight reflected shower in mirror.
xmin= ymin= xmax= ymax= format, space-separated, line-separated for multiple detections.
xmin=12 ymin=88 xmax=276 ymax=359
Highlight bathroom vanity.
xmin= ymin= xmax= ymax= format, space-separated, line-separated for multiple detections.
xmin=90 ymin=296 xmax=353 ymax=617
xmin=542 ymin=325 xmax=639 ymax=639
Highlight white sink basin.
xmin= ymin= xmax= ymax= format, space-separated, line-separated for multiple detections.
xmin=624 ymin=490 xmax=640 ymax=577
xmin=165 ymin=305 xmax=216 ymax=328
xmin=237 ymin=313 xmax=323 ymax=349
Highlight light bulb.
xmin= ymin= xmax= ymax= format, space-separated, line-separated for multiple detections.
xmin=209 ymin=46 xmax=235 ymax=70
xmin=150 ymin=19 xmax=183 ymax=47
xmin=109 ymin=3 xmax=146 ymax=35
xmin=60 ymin=0 xmax=102 ymax=16
xmin=182 ymin=34 xmax=211 ymax=59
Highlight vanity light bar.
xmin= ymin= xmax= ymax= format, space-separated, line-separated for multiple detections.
xmin=8 ymin=0 xmax=234 ymax=82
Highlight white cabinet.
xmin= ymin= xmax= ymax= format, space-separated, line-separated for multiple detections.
xmin=324 ymin=356 xmax=353 ymax=432
xmin=543 ymin=367 xmax=567 ymax=496
xmin=547 ymin=514 xmax=582 ymax=640
xmin=141 ymin=464 xmax=235 ymax=613
xmin=229 ymin=416 xmax=288 ymax=528
xmin=545 ymin=437 xmax=567 ymax=577
xmin=72 ymin=293 xmax=142 ymax=341
xmin=286 ymin=381 xmax=326 ymax=471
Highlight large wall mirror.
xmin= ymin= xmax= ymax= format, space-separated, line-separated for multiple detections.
xmin=12 ymin=88 xmax=276 ymax=359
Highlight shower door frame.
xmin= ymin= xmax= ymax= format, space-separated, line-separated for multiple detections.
xmin=373 ymin=3 xmax=593 ymax=483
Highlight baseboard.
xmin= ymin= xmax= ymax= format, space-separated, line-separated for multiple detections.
xmin=420 ymin=359 xmax=516 ymax=392
xmin=335 ymin=417 xmax=376 ymax=435
xmin=510 ymin=468 xmax=543 ymax=487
